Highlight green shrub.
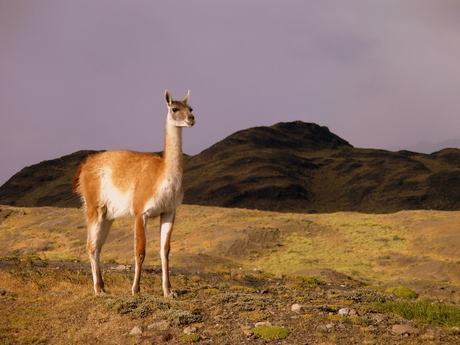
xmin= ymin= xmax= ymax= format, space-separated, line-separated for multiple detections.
xmin=252 ymin=325 xmax=290 ymax=340
xmin=202 ymin=288 xmax=221 ymax=295
xmin=180 ymin=334 xmax=201 ymax=342
xmin=371 ymin=300 xmax=460 ymax=327
xmin=160 ymin=309 xmax=202 ymax=326
xmin=385 ymin=286 xmax=418 ymax=299
xmin=288 ymin=275 xmax=322 ymax=289
xmin=114 ymin=296 xmax=154 ymax=318
xmin=328 ymin=315 xmax=346 ymax=322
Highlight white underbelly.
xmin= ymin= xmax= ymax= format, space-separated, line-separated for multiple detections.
xmin=98 ymin=172 xmax=183 ymax=219
xmin=99 ymin=174 xmax=134 ymax=219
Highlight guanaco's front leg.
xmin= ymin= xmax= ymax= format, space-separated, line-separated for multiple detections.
xmin=160 ymin=211 xmax=176 ymax=298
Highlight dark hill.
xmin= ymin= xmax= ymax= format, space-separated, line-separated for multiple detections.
xmin=183 ymin=122 xmax=352 ymax=212
xmin=1 ymin=121 xmax=460 ymax=213
xmin=204 ymin=121 xmax=352 ymax=156
xmin=0 ymin=150 xmax=101 ymax=208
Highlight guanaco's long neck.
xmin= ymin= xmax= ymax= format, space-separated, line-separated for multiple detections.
xmin=162 ymin=123 xmax=183 ymax=182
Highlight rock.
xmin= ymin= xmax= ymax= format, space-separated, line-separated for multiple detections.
xmin=183 ymin=326 xmax=197 ymax=334
xmin=392 ymin=324 xmax=420 ymax=335
xmin=317 ymin=324 xmax=333 ymax=331
xmin=110 ymin=264 xmax=132 ymax=271
xmin=148 ymin=321 xmax=169 ymax=330
xmin=254 ymin=321 xmax=272 ymax=327
xmin=242 ymin=329 xmax=253 ymax=336
xmin=130 ymin=326 xmax=143 ymax=335
xmin=291 ymin=303 xmax=304 ymax=313
xmin=338 ymin=308 xmax=349 ymax=316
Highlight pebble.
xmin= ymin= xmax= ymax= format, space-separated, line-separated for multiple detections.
xmin=291 ymin=303 xmax=305 ymax=313
xmin=317 ymin=324 xmax=334 ymax=331
xmin=110 ymin=264 xmax=132 ymax=271
xmin=338 ymin=308 xmax=349 ymax=316
xmin=129 ymin=326 xmax=142 ymax=335
xmin=242 ymin=329 xmax=253 ymax=336
xmin=254 ymin=321 xmax=271 ymax=327
xmin=183 ymin=326 xmax=197 ymax=334
xmin=148 ymin=321 xmax=169 ymax=330
xmin=392 ymin=324 xmax=420 ymax=335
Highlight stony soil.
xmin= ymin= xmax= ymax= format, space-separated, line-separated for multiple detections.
xmin=1 ymin=258 xmax=459 ymax=344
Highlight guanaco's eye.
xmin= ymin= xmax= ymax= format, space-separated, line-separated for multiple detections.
xmin=189 ymin=108 xmax=193 ymax=112
xmin=172 ymin=108 xmax=179 ymax=112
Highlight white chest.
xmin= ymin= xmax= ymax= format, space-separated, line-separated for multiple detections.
xmin=143 ymin=179 xmax=183 ymax=217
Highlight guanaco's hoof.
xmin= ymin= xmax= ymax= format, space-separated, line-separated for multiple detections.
xmin=164 ymin=291 xmax=177 ymax=298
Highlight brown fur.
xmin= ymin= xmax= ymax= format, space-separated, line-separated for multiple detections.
xmin=73 ymin=90 xmax=195 ymax=296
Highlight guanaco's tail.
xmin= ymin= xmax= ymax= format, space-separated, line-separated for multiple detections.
xmin=72 ymin=163 xmax=83 ymax=194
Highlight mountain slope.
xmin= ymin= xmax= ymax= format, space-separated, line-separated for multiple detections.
xmin=0 ymin=150 xmax=100 ymax=208
xmin=182 ymin=121 xmax=460 ymax=213
xmin=1 ymin=121 xmax=460 ymax=213
xmin=183 ymin=122 xmax=352 ymax=212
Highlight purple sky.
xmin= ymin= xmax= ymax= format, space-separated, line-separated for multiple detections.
xmin=1 ymin=1 xmax=460 ymax=186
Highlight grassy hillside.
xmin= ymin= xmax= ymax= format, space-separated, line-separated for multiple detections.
xmin=1 ymin=205 xmax=459 ymax=300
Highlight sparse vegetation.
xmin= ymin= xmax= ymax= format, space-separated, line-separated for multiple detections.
xmin=1 ymin=254 xmax=460 ymax=344
xmin=1 ymin=205 xmax=460 ymax=344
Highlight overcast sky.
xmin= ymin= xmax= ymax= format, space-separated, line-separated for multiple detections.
xmin=1 ymin=1 xmax=460 ymax=186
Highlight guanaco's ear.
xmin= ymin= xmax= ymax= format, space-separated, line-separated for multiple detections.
xmin=181 ymin=90 xmax=190 ymax=103
xmin=165 ymin=90 xmax=173 ymax=105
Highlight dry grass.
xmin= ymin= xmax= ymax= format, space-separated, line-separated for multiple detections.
xmin=1 ymin=205 xmax=460 ymax=296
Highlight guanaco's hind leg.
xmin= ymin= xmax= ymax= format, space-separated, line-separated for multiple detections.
xmin=87 ymin=209 xmax=113 ymax=294
xmin=132 ymin=214 xmax=147 ymax=296
xmin=160 ymin=211 xmax=176 ymax=298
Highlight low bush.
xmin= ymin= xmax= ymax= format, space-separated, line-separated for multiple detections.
xmin=252 ymin=325 xmax=290 ymax=340
xmin=371 ymin=300 xmax=460 ymax=327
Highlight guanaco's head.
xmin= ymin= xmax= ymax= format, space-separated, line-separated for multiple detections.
xmin=165 ymin=90 xmax=195 ymax=128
